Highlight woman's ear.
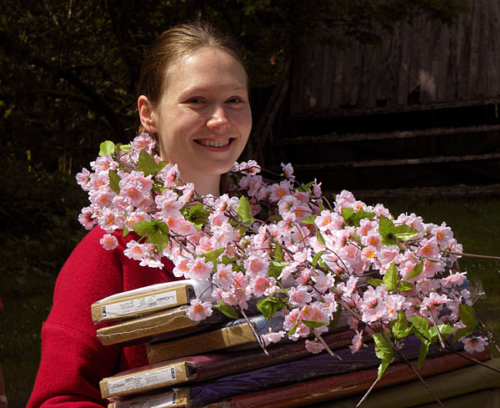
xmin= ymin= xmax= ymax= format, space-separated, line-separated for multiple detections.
xmin=138 ymin=95 xmax=158 ymax=133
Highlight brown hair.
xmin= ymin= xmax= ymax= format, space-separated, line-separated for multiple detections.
xmin=138 ymin=21 xmax=247 ymax=110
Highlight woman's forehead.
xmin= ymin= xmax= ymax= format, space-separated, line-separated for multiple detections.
xmin=163 ymin=46 xmax=248 ymax=91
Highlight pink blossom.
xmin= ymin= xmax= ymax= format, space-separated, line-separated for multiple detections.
xmin=186 ymin=299 xmax=213 ymax=321
xmin=213 ymin=264 xmax=234 ymax=290
xmin=434 ymin=223 xmax=453 ymax=247
xmin=461 ymin=336 xmax=488 ymax=354
xmin=124 ymin=240 xmax=154 ymax=261
xmin=288 ymin=286 xmax=312 ymax=307
xmin=76 ymin=168 xmax=91 ymax=191
xmin=251 ymin=275 xmax=273 ymax=297
xmin=442 ymin=272 xmax=467 ymax=288
xmin=281 ymin=162 xmax=295 ymax=180
xmin=131 ymin=133 xmax=155 ymax=154
xmin=422 ymin=292 xmax=449 ymax=312
xmin=378 ymin=246 xmax=401 ymax=267
xmin=262 ymin=331 xmax=285 ymax=346
xmin=269 ymin=180 xmax=292 ymax=202
xmin=312 ymin=179 xmax=322 ymax=198
xmin=90 ymin=155 xmax=118 ymax=172
xmin=172 ymin=257 xmax=193 ymax=278
xmin=140 ymin=257 xmax=164 ymax=269
xmin=361 ymin=246 xmax=378 ymax=262
xmin=78 ymin=207 xmax=95 ymax=230
xmin=187 ymin=258 xmax=213 ymax=280
xmin=305 ymin=340 xmax=325 ymax=354
xmin=350 ymin=330 xmax=364 ymax=353
xmin=418 ymin=238 xmax=440 ymax=260
xmin=100 ymin=234 xmax=119 ymax=250
xmin=244 ymin=255 xmax=269 ymax=277
xmin=157 ymin=164 xmax=181 ymax=188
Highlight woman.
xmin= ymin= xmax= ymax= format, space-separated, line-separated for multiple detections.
xmin=28 ymin=22 xmax=252 ymax=407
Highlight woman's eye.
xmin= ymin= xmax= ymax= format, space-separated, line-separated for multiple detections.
xmin=187 ymin=98 xmax=204 ymax=104
xmin=227 ymin=97 xmax=243 ymax=104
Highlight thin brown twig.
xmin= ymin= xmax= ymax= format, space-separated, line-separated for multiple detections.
xmin=355 ymin=376 xmax=380 ymax=408
xmin=239 ymin=308 xmax=270 ymax=356
xmin=392 ymin=349 xmax=445 ymax=408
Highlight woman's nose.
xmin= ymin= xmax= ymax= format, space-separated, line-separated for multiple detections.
xmin=206 ymin=106 xmax=230 ymax=130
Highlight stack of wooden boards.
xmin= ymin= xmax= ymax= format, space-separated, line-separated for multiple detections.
xmin=92 ymin=281 xmax=500 ymax=408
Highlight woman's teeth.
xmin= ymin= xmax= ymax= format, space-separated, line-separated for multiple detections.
xmin=198 ymin=139 xmax=231 ymax=147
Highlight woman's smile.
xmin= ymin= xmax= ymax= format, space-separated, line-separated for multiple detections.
xmin=195 ymin=138 xmax=235 ymax=149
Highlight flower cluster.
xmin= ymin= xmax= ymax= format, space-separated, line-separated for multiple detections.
xmin=77 ymin=133 xmax=489 ymax=375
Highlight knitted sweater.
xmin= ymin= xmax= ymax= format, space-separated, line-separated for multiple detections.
xmin=27 ymin=227 xmax=177 ymax=407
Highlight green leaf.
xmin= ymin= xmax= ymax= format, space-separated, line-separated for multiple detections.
xmin=122 ymin=226 xmax=130 ymax=238
xmin=274 ymin=240 xmax=284 ymax=262
xmin=316 ymin=230 xmax=326 ymax=246
xmin=108 ymin=170 xmax=121 ymax=194
xmin=296 ymin=181 xmax=314 ymax=192
xmin=341 ymin=208 xmax=355 ymax=222
xmin=409 ymin=316 xmax=430 ymax=341
xmin=132 ymin=221 xmax=157 ymax=236
xmin=379 ymin=215 xmax=395 ymax=236
xmin=118 ymin=144 xmax=132 ymax=152
xmin=216 ymin=304 xmax=239 ymax=319
xmin=373 ymin=333 xmax=394 ymax=378
xmin=237 ymin=196 xmax=253 ymax=223
xmin=99 ymin=141 xmax=115 ymax=156
xmin=138 ymin=150 xmax=159 ymax=176
xmin=301 ymin=215 xmax=318 ymax=225
xmin=342 ymin=210 xmax=375 ymax=227
xmin=257 ymin=296 xmax=284 ymax=319
xmin=453 ymin=327 xmax=475 ymax=343
xmin=379 ymin=216 xmax=397 ymax=246
xmin=397 ymin=281 xmax=414 ymax=292
xmin=393 ymin=224 xmax=419 ymax=241
xmin=406 ymin=262 xmax=424 ymax=280
xmin=383 ymin=263 xmax=399 ymax=292
xmin=200 ymin=248 xmax=225 ymax=263
xmin=301 ymin=319 xmax=329 ymax=328
xmin=188 ymin=204 xmax=210 ymax=229
xmin=367 ymin=278 xmax=384 ymax=287
xmin=268 ymin=214 xmax=283 ymax=222
xmin=268 ymin=261 xmax=284 ymax=279
xmin=459 ymin=304 xmax=478 ymax=329
xmin=391 ymin=310 xmax=411 ymax=340
xmin=429 ymin=324 xmax=454 ymax=343
xmin=312 ymin=250 xmax=325 ymax=268
xmin=287 ymin=321 xmax=298 ymax=336
xmin=147 ymin=229 xmax=170 ymax=252
xmin=418 ymin=341 xmax=430 ymax=370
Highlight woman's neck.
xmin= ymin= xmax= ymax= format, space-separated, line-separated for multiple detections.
xmin=180 ymin=169 xmax=221 ymax=197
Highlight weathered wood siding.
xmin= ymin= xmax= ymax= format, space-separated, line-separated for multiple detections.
xmin=291 ymin=0 xmax=500 ymax=116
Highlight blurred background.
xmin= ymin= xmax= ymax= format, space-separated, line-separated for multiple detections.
xmin=1 ymin=1 xmax=499 ymax=406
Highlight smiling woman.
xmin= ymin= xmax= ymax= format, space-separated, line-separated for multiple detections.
xmin=138 ymin=46 xmax=252 ymax=196
xmin=137 ymin=22 xmax=252 ymax=196
xmin=27 ymin=22 xmax=252 ymax=408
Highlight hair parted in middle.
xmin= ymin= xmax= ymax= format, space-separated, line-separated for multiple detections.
xmin=137 ymin=21 xmax=248 ymax=107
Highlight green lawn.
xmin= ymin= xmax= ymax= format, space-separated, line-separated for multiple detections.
xmin=1 ymin=197 xmax=499 ymax=407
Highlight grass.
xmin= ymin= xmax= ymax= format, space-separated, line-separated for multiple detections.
xmin=0 ymin=197 xmax=499 ymax=407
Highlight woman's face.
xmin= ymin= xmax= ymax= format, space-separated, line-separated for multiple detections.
xmin=139 ymin=46 xmax=252 ymax=194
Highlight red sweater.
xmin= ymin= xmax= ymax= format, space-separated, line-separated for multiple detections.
xmin=28 ymin=227 xmax=177 ymax=407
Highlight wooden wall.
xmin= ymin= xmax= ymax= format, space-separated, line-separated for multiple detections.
xmin=290 ymin=0 xmax=500 ymax=116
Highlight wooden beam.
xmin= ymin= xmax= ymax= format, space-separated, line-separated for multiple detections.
xmin=274 ymin=124 xmax=500 ymax=145
xmin=290 ymin=152 xmax=500 ymax=170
